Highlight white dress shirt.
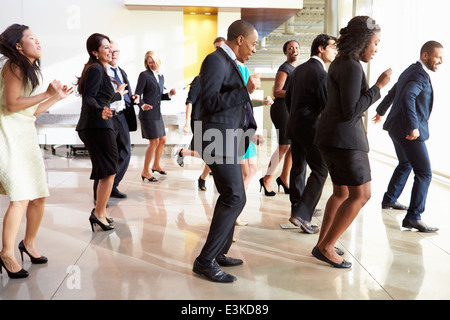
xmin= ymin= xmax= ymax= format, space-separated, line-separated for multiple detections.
xmin=107 ymin=64 xmax=126 ymax=112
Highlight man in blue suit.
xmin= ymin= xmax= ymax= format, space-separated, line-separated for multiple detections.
xmin=374 ymin=41 xmax=444 ymax=233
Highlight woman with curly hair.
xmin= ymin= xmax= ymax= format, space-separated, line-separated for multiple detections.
xmin=312 ymin=16 xmax=392 ymax=268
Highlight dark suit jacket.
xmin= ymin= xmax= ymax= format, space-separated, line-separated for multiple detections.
xmin=76 ymin=64 xmax=121 ymax=131
xmin=377 ymin=62 xmax=433 ymax=141
xmin=314 ymin=58 xmax=381 ymax=152
xmin=286 ymin=58 xmax=328 ymax=142
xmin=197 ymin=47 xmax=253 ymax=159
xmin=135 ymin=70 xmax=171 ymax=120
xmin=186 ymin=75 xmax=201 ymax=120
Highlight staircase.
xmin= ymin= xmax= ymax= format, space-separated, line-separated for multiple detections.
xmin=246 ymin=0 xmax=326 ymax=74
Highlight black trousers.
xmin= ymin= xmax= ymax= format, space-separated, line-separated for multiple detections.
xmin=198 ymin=160 xmax=246 ymax=262
xmin=94 ymin=113 xmax=131 ymax=196
xmin=289 ymin=133 xmax=328 ymax=222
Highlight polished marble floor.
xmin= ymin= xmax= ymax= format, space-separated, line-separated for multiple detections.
xmin=0 ymin=144 xmax=449 ymax=301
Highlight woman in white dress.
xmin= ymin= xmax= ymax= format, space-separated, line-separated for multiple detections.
xmin=0 ymin=24 xmax=72 ymax=278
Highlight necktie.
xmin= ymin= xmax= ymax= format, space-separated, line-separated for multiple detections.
xmin=112 ymin=67 xmax=131 ymax=104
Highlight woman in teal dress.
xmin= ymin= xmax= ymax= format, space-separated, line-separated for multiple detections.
xmin=236 ymin=61 xmax=272 ymax=225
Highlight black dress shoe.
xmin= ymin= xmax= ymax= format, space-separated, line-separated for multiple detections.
xmin=111 ymin=188 xmax=127 ymax=199
xmin=312 ymin=246 xmax=344 ymax=256
xmin=402 ymin=218 xmax=439 ymax=233
xmin=311 ymin=247 xmax=352 ymax=269
xmin=289 ymin=216 xmax=319 ymax=234
xmin=216 ymin=254 xmax=243 ymax=267
xmin=382 ymin=201 xmax=408 ymax=210
xmin=193 ymin=259 xmax=237 ymax=283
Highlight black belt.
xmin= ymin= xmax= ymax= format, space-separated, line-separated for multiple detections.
xmin=112 ymin=110 xmax=124 ymax=117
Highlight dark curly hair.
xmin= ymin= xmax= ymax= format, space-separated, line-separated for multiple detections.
xmin=336 ymin=16 xmax=380 ymax=60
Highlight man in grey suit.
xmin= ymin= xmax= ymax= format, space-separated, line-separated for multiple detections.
xmin=192 ymin=20 xmax=260 ymax=283
xmin=374 ymin=41 xmax=444 ymax=233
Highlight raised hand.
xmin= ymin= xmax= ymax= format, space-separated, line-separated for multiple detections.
xmin=117 ymin=83 xmax=128 ymax=96
xmin=57 ymin=85 xmax=74 ymax=100
xmin=46 ymin=80 xmax=62 ymax=97
xmin=375 ymin=68 xmax=392 ymax=90
xmin=247 ymin=73 xmax=261 ymax=95
xmin=132 ymin=94 xmax=140 ymax=104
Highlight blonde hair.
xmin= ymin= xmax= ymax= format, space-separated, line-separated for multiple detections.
xmin=144 ymin=50 xmax=161 ymax=71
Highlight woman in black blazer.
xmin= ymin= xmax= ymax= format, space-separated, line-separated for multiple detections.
xmin=76 ymin=33 xmax=127 ymax=231
xmin=135 ymin=51 xmax=176 ymax=182
xmin=312 ymin=16 xmax=392 ymax=268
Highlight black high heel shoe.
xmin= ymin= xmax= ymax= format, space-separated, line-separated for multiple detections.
xmin=91 ymin=209 xmax=113 ymax=224
xmin=18 ymin=240 xmax=48 ymax=264
xmin=0 ymin=256 xmax=29 ymax=279
xmin=152 ymin=169 xmax=167 ymax=175
xmin=176 ymin=148 xmax=185 ymax=167
xmin=276 ymin=177 xmax=290 ymax=194
xmin=89 ymin=212 xmax=115 ymax=232
xmin=198 ymin=177 xmax=207 ymax=191
xmin=259 ymin=178 xmax=276 ymax=197
xmin=141 ymin=175 xmax=158 ymax=182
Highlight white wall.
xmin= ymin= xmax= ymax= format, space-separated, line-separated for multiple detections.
xmin=368 ymin=0 xmax=450 ymax=177
xmin=0 ymin=0 xmax=185 ymax=114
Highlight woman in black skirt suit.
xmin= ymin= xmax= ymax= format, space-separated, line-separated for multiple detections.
xmin=260 ymin=40 xmax=299 ymax=196
xmin=312 ymin=16 xmax=392 ymax=268
xmin=76 ymin=33 xmax=127 ymax=231
xmin=135 ymin=51 xmax=176 ymax=182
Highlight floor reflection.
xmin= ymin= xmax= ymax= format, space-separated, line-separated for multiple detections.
xmin=0 ymin=146 xmax=449 ymax=300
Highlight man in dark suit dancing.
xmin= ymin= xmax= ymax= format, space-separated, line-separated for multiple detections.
xmin=373 ymin=41 xmax=444 ymax=233
xmin=192 ymin=20 xmax=260 ymax=282
xmin=285 ymin=34 xmax=337 ymax=234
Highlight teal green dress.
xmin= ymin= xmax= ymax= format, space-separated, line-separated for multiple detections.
xmin=237 ymin=63 xmax=257 ymax=160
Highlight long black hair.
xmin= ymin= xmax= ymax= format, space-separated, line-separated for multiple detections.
xmin=336 ymin=16 xmax=380 ymax=61
xmin=76 ymin=33 xmax=110 ymax=95
xmin=0 ymin=24 xmax=41 ymax=90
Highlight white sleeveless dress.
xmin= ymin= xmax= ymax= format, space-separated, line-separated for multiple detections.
xmin=0 ymin=57 xmax=49 ymax=201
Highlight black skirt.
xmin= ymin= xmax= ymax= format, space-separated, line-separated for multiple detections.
xmin=319 ymin=146 xmax=371 ymax=186
xmin=270 ymin=98 xmax=291 ymax=145
xmin=78 ymin=128 xmax=118 ymax=180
